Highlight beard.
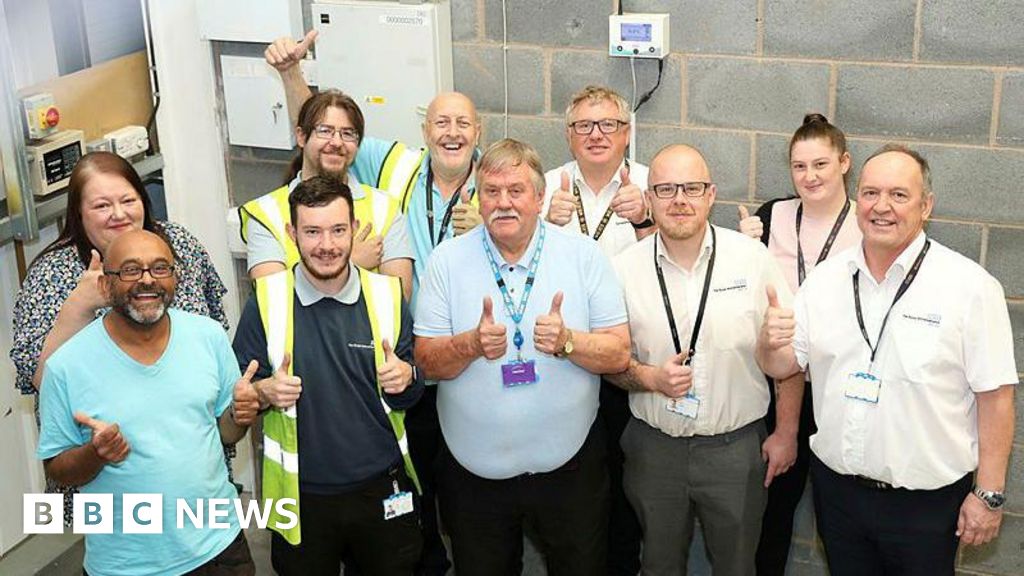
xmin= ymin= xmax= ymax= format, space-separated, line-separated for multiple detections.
xmin=111 ymin=282 xmax=173 ymax=327
xmin=301 ymin=248 xmax=350 ymax=280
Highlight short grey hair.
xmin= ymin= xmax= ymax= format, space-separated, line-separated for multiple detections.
xmin=564 ymin=85 xmax=631 ymax=126
xmin=475 ymin=138 xmax=546 ymax=196
xmin=861 ymin=143 xmax=933 ymax=196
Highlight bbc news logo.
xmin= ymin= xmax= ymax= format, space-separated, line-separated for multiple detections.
xmin=24 ymin=494 xmax=297 ymax=534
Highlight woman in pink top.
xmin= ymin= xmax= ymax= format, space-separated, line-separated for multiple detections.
xmin=738 ymin=114 xmax=863 ymax=576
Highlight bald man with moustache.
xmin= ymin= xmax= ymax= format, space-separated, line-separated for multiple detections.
xmin=266 ymin=31 xmax=485 ymax=575
xmin=608 ymin=145 xmax=801 ymax=576
xmin=37 ymin=230 xmax=259 ymax=576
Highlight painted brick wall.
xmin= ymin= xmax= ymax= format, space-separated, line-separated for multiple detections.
xmin=218 ymin=2 xmax=1023 ymax=574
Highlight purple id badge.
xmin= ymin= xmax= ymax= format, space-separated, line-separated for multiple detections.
xmin=502 ymin=360 xmax=538 ymax=388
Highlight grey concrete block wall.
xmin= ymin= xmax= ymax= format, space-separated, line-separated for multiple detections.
xmin=687 ymin=58 xmax=831 ymax=133
xmin=998 ymin=72 xmax=1024 ymax=147
xmin=213 ymin=2 xmax=1024 ymax=575
xmin=836 ymin=65 xmax=994 ymax=144
xmin=920 ymin=0 xmax=1024 ymax=66
xmin=764 ymin=0 xmax=917 ymax=61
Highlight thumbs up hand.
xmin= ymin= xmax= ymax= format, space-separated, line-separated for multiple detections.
xmin=546 ymin=171 xmax=576 ymax=226
xmin=737 ymin=204 xmax=763 ymax=240
xmin=610 ymin=166 xmax=646 ymax=224
xmin=452 ymin=185 xmax=482 ymax=236
xmin=652 ymin=352 xmax=693 ymax=398
xmin=265 ymin=29 xmax=318 ymax=72
xmin=260 ymin=353 xmax=303 ymax=409
xmin=231 ymin=360 xmax=261 ymax=426
xmin=476 ymin=297 xmax=508 ymax=360
xmin=71 ymin=249 xmax=109 ymax=312
xmin=534 ymin=291 xmax=568 ymax=356
xmin=74 ymin=412 xmax=130 ymax=464
xmin=378 ymin=339 xmax=414 ymax=395
xmin=761 ymin=285 xmax=795 ymax=350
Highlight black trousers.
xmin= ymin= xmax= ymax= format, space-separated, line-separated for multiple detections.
xmin=405 ymin=385 xmax=451 ymax=576
xmin=755 ymin=377 xmax=815 ymax=576
xmin=437 ymin=417 xmax=609 ymax=576
xmin=600 ymin=379 xmax=643 ymax=576
xmin=810 ymin=455 xmax=972 ymax=576
xmin=271 ymin=468 xmax=423 ymax=576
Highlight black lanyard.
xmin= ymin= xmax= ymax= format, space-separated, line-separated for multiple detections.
xmin=796 ymin=199 xmax=851 ymax=286
xmin=425 ymin=164 xmax=475 ymax=247
xmin=852 ymin=240 xmax=930 ymax=363
xmin=572 ymin=159 xmax=629 ymax=241
xmin=654 ymin=226 xmax=717 ymax=366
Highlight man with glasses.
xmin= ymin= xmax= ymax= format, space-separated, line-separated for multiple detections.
xmin=544 ymin=85 xmax=653 ymax=575
xmin=607 ymin=144 xmax=801 ymax=576
xmin=757 ymin=145 xmax=1017 ymax=576
xmin=37 ymin=230 xmax=259 ymax=576
xmin=241 ymin=89 xmax=414 ymax=301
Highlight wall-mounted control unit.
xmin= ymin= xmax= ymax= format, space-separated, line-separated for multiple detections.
xmin=103 ymin=125 xmax=150 ymax=159
xmin=26 ymin=129 xmax=85 ymax=197
xmin=22 ymin=92 xmax=61 ymax=140
xmin=608 ymin=13 xmax=670 ymax=59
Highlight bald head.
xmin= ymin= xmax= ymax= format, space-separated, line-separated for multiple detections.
xmin=423 ymin=92 xmax=481 ymax=178
xmin=648 ymin=144 xmax=712 ymax=189
xmin=105 ymin=229 xmax=174 ymax=269
xmin=427 ymin=92 xmax=478 ymax=123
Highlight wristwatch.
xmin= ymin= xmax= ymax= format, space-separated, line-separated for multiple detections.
xmin=972 ymin=486 xmax=1006 ymax=510
xmin=558 ymin=328 xmax=575 ymax=357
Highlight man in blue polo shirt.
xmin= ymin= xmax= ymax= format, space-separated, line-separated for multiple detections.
xmin=414 ymin=139 xmax=631 ymax=575
xmin=37 ymin=230 xmax=258 ymax=576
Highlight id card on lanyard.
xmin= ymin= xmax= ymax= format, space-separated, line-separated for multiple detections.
xmin=482 ymin=223 xmax=547 ymax=388
xmin=846 ymin=240 xmax=930 ymax=403
xmin=655 ymin=227 xmax=717 ymax=418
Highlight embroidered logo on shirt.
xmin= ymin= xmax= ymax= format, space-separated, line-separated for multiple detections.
xmin=348 ymin=342 xmax=375 ymax=350
xmin=901 ymin=313 xmax=941 ymax=327
xmin=712 ymin=278 xmax=748 ymax=293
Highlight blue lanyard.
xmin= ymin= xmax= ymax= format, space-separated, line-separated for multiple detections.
xmin=482 ymin=223 xmax=547 ymax=360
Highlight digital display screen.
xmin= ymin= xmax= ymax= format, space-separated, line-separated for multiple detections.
xmin=621 ymin=23 xmax=652 ymax=43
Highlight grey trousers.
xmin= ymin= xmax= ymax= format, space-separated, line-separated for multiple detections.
xmin=621 ymin=416 xmax=768 ymax=576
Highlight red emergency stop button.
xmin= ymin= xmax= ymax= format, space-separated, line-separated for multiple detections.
xmin=45 ymin=106 xmax=60 ymax=127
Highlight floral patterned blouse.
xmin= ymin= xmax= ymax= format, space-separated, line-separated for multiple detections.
xmin=10 ymin=220 xmax=229 ymax=395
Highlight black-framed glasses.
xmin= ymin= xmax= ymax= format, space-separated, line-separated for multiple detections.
xmin=313 ymin=124 xmax=360 ymax=142
xmin=649 ymin=182 xmax=712 ymax=199
xmin=103 ymin=263 xmax=176 ymax=282
xmin=569 ymin=118 xmax=629 ymax=135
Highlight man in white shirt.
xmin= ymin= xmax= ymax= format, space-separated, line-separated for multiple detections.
xmin=542 ymin=85 xmax=656 ymax=575
xmin=757 ymin=144 xmax=1017 ymax=576
xmin=608 ymin=144 xmax=803 ymax=576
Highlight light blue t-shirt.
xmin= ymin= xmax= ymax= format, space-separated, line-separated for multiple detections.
xmin=414 ymin=222 xmax=627 ymax=479
xmin=37 ymin=309 xmax=241 ymax=576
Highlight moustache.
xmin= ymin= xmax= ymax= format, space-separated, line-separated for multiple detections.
xmin=488 ymin=210 xmax=519 ymax=224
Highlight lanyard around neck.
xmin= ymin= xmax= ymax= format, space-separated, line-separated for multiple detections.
xmin=795 ymin=199 xmax=850 ymax=285
xmin=482 ymin=223 xmax=547 ymax=358
xmin=653 ymin=226 xmax=717 ymax=365
xmin=852 ymin=240 xmax=930 ymax=364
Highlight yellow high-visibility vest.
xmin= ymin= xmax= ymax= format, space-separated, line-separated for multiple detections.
xmin=239 ymin=182 xmax=401 ymax=272
xmin=254 ymin=268 xmax=420 ymax=545
xmin=377 ymin=141 xmax=427 ymax=212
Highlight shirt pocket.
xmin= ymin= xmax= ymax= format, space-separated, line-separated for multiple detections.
xmin=885 ymin=307 xmax=945 ymax=383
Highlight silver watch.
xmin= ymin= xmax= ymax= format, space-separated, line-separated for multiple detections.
xmin=972 ymin=486 xmax=1006 ymax=510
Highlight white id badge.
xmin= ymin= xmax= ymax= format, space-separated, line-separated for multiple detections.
xmin=383 ymin=491 xmax=414 ymax=520
xmin=845 ymin=371 xmax=881 ymax=403
xmin=666 ymin=395 xmax=700 ymax=418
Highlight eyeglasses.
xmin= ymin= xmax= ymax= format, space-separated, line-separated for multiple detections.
xmin=568 ymin=118 xmax=629 ymax=135
xmin=649 ymin=182 xmax=712 ymax=199
xmin=312 ymin=124 xmax=360 ymax=142
xmin=104 ymin=263 xmax=176 ymax=282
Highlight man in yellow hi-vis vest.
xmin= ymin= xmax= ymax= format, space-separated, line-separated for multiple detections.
xmin=233 ymin=177 xmax=424 ymax=575
xmin=240 ymin=90 xmax=415 ymax=301
xmin=266 ymin=31 xmax=484 ymax=575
